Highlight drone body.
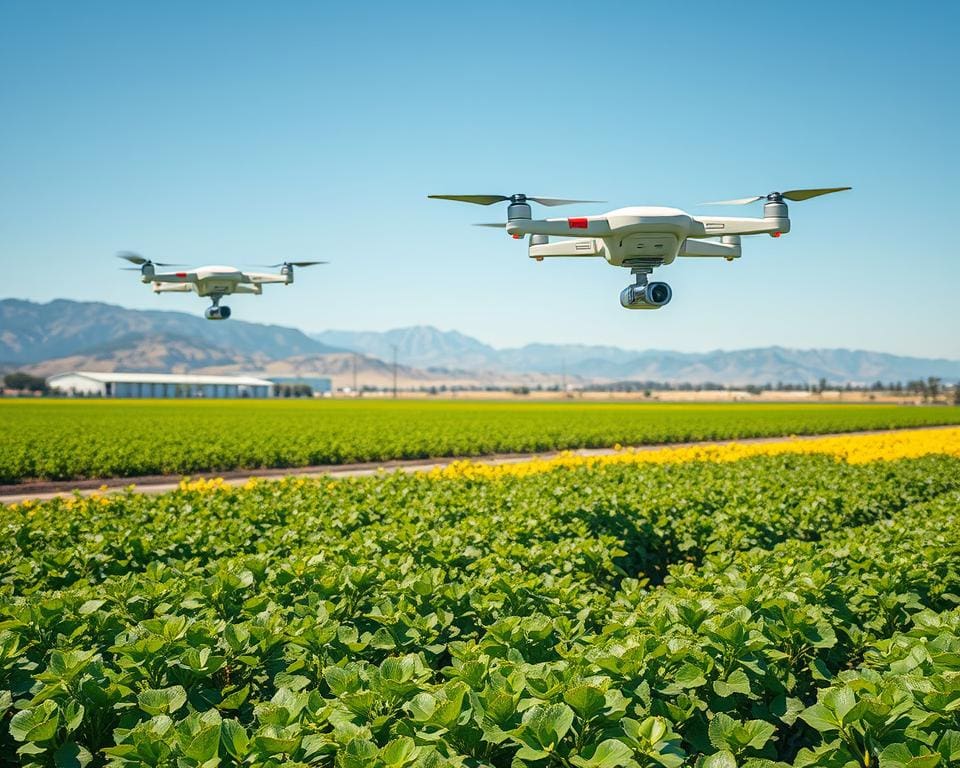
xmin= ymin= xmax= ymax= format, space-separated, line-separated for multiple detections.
xmin=118 ymin=254 xmax=326 ymax=319
xmin=429 ymin=188 xmax=850 ymax=309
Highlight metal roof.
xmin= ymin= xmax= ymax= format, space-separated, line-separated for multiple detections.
xmin=48 ymin=371 xmax=274 ymax=386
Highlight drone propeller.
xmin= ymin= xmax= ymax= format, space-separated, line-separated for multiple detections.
xmin=252 ymin=261 xmax=329 ymax=268
xmin=703 ymin=187 xmax=852 ymax=206
xmin=429 ymin=193 xmax=603 ymax=207
xmin=116 ymin=252 xmax=184 ymax=267
xmin=474 ymin=223 xmax=507 ymax=228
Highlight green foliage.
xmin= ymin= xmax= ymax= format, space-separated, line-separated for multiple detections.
xmin=2 ymin=372 xmax=47 ymax=393
xmin=1 ymin=454 xmax=959 ymax=765
xmin=2 ymin=399 xmax=960 ymax=482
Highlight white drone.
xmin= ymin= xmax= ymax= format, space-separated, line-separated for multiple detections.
xmin=429 ymin=187 xmax=851 ymax=309
xmin=117 ymin=252 xmax=326 ymax=320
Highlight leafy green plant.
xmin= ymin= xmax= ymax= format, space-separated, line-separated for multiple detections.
xmin=2 ymin=399 xmax=959 ymax=483
xmin=2 ymin=453 xmax=959 ymax=766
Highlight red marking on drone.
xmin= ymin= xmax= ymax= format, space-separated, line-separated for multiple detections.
xmin=176 ymin=272 xmax=188 ymax=277
xmin=771 ymin=232 xmax=781 ymax=238
xmin=512 ymin=234 xmax=522 ymax=239
xmin=568 ymin=217 xmax=588 ymax=229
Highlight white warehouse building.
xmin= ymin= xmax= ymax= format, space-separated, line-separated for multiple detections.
xmin=47 ymin=371 xmax=274 ymax=399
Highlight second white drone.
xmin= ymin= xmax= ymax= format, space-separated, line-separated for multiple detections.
xmin=118 ymin=253 xmax=326 ymax=320
xmin=429 ymin=188 xmax=850 ymax=309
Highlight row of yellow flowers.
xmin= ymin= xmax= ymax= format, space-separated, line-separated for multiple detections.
xmin=426 ymin=426 xmax=960 ymax=481
xmin=190 ymin=427 xmax=960 ymax=487
xmin=9 ymin=428 xmax=960 ymax=511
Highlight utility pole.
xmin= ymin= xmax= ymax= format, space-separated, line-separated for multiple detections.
xmin=391 ymin=344 xmax=398 ymax=399
xmin=561 ymin=359 xmax=567 ymax=394
xmin=352 ymin=353 xmax=358 ymax=397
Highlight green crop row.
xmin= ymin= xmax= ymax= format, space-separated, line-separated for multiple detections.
xmin=1 ymin=454 xmax=960 ymax=765
xmin=5 ymin=455 xmax=959 ymax=594
xmin=2 ymin=399 xmax=960 ymax=483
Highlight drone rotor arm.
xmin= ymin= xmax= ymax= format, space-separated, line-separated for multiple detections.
xmin=701 ymin=196 xmax=765 ymax=206
xmin=244 ymin=272 xmax=288 ymax=284
xmin=152 ymin=283 xmax=193 ymax=293
xmin=507 ymin=216 xmax=613 ymax=238
xmin=149 ymin=271 xmax=196 ymax=283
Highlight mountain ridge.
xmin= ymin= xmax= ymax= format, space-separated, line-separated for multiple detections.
xmin=2 ymin=299 xmax=958 ymax=385
xmin=313 ymin=325 xmax=960 ymax=384
xmin=0 ymin=298 xmax=343 ymax=363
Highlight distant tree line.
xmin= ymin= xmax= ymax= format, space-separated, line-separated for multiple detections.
xmin=274 ymin=383 xmax=314 ymax=398
xmin=2 ymin=372 xmax=48 ymax=394
xmin=584 ymin=376 xmax=958 ymax=403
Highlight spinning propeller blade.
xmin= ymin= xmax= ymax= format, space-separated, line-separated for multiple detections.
xmin=474 ymin=223 xmax=507 ymax=228
xmin=429 ymin=193 xmax=603 ymax=207
xmin=429 ymin=194 xmax=509 ymax=205
xmin=702 ymin=187 xmax=852 ymax=205
xmin=781 ymin=187 xmax=853 ymax=201
xmin=253 ymin=261 xmax=329 ymax=268
xmin=115 ymin=252 xmax=184 ymax=267
xmin=116 ymin=251 xmax=148 ymax=265
xmin=529 ymin=197 xmax=604 ymax=207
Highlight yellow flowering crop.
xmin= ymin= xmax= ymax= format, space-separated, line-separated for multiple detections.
xmin=9 ymin=427 xmax=958 ymax=509
xmin=178 ymin=476 xmax=229 ymax=493
xmin=428 ymin=427 xmax=960 ymax=481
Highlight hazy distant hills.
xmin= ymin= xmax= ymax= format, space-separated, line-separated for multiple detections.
xmin=315 ymin=325 xmax=960 ymax=385
xmin=0 ymin=298 xmax=341 ymax=364
xmin=2 ymin=299 xmax=959 ymax=385
xmin=316 ymin=327 xmax=500 ymax=370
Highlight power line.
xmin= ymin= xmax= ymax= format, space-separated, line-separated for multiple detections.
xmin=392 ymin=344 xmax=398 ymax=399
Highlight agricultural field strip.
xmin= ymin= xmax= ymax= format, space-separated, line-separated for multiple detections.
xmin=8 ymin=452 xmax=960 ymax=594
xmin=12 ymin=487 xmax=959 ymax=765
xmin=593 ymin=491 xmax=960 ymax=764
xmin=2 ymin=399 xmax=959 ymax=485
xmin=4 ymin=471 xmax=960 ymax=763
xmin=3 ymin=449 xmax=960 ymax=764
xmin=2 ymin=424 xmax=959 ymax=506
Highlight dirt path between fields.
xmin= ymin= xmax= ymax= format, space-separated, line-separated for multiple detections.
xmin=2 ymin=424 xmax=956 ymax=506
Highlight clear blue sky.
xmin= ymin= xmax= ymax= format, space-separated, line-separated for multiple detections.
xmin=1 ymin=1 xmax=957 ymax=358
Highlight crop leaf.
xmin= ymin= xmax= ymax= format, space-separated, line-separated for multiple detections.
xmin=570 ymin=738 xmax=634 ymax=767
xmin=137 ymin=685 xmax=187 ymax=716
xmin=10 ymin=700 xmax=60 ymax=743
xmin=703 ymin=751 xmax=739 ymax=768
xmin=53 ymin=742 xmax=93 ymax=768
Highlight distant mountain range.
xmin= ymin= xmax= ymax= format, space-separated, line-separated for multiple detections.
xmin=0 ymin=298 xmax=341 ymax=364
xmin=2 ymin=299 xmax=958 ymax=386
xmin=315 ymin=325 xmax=960 ymax=385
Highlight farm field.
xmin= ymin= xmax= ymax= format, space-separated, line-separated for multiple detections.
xmin=2 ymin=428 xmax=960 ymax=766
xmin=2 ymin=399 xmax=960 ymax=484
